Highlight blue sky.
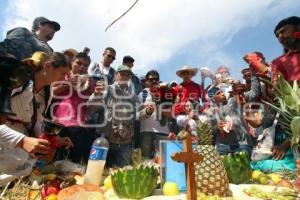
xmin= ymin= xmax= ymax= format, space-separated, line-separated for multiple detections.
xmin=1 ymin=0 xmax=300 ymax=86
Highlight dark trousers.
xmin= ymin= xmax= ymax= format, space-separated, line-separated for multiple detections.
xmin=56 ymin=126 xmax=95 ymax=164
xmin=140 ymin=132 xmax=168 ymax=159
xmin=132 ymin=120 xmax=141 ymax=148
xmin=105 ymin=142 xmax=132 ymax=168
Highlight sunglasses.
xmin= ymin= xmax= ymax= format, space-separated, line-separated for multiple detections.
xmin=147 ymin=77 xmax=159 ymax=81
xmin=106 ymin=54 xmax=116 ymax=60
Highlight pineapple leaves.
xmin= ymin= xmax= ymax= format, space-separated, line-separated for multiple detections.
xmin=262 ymin=76 xmax=300 ymax=150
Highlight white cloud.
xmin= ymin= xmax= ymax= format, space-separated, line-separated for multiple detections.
xmin=1 ymin=0 xmax=299 ymax=80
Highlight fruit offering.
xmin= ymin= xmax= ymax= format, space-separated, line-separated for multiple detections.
xmin=251 ymin=170 xmax=294 ymax=188
xmin=103 ymin=175 xmax=113 ymax=190
xmin=162 ymin=182 xmax=180 ymax=196
xmin=243 ymin=185 xmax=297 ymax=200
xmin=222 ymin=152 xmax=251 ymax=184
xmin=194 ymin=122 xmax=230 ymax=197
xmin=111 ymin=165 xmax=158 ymax=199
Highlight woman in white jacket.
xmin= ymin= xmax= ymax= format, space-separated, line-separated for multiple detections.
xmin=0 ymin=52 xmax=71 ymax=184
xmin=0 ymin=56 xmax=52 ymax=156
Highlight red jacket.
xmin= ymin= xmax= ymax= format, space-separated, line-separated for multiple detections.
xmin=173 ymin=81 xmax=206 ymax=116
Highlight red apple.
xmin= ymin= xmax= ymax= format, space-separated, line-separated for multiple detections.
xmin=46 ymin=186 xmax=59 ymax=195
xmin=41 ymin=185 xmax=60 ymax=199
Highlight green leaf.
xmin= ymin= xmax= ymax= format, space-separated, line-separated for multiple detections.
xmin=278 ymin=76 xmax=293 ymax=96
xmin=290 ymin=116 xmax=300 ymax=147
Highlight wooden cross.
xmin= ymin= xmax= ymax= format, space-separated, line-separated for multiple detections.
xmin=171 ymin=131 xmax=203 ymax=200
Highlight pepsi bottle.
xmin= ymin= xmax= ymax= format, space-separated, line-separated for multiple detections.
xmin=84 ymin=133 xmax=109 ymax=186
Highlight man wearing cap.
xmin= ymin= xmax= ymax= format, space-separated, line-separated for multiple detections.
xmin=122 ymin=55 xmax=142 ymax=95
xmin=88 ymin=47 xmax=116 ymax=85
xmin=122 ymin=55 xmax=142 ymax=151
xmin=0 ymin=16 xmax=60 ymax=60
xmin=87 ymin=65 xmax=152 ymax=167
xmin=174 ymin=66 xmax=206 ymax=116
xmin=272 ymin=16 xmax=300 ymax=82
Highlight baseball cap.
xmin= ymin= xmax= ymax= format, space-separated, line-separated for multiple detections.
xmin=32 ymin=17 xmax=60 ymax=32
xmin=116 ymin=65 xmax=132 ymax=73
xmin=123 ymin=55 xmax=135 ymax=63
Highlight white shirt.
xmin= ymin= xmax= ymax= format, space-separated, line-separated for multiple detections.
xmin=138 ymin=88 xmax=169 ymax=134
xmin=99 ymin=63 xmax=110 ymax=75
xmin=88 ymin=62 xmax=111 ymax=75
xmin=10 ymin=81 xmax=47 ymax=136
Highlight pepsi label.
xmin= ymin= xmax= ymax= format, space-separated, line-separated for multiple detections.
xmin=89 ymin=146 xmax=108 ymax=160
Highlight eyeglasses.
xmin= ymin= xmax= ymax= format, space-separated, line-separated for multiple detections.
xmin=147 ymin=77 xmax=159 ymax=81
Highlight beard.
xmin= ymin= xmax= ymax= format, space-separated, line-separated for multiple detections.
xmin=281 ymin=37 xmax=298 ymax=50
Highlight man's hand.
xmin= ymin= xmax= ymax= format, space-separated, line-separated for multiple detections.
xmin=272 ymin=146 xmax=286 ymax=160
xmin=94 ymin=80 xmax=106 ymax=95
xmin=70 ymin=74 xmax=79 ymax=87
xmin=272 ymin=140 xmax=290 ymax=160
xmin=17 ymin=136 xmax=51 ymax=158
xmin=217 ymin=120 xmax=226 ymax=131
xmin=145 ymin=104 xmax=155 ymax=115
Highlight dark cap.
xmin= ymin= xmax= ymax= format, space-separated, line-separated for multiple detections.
xmin=207 ymin=87 xmax=222 ymax=99
xmin=123 ymin=55 xmax=135 ymax=63
xmin=274 ymin=16 xmax=300 ymax=35
xmin=32 ymin=17 xmax=60 ymax=32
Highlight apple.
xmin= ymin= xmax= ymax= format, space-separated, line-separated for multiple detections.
xmin=41 ymin=185 xmax=60 ymax=199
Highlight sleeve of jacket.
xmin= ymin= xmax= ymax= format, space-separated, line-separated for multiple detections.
xmin=245 ymin=74 xmax=261 ymax=102
xmin=0 ymin=27 xmax=33 ymax=59
xmin=133 ymin=75 xmax=142 ymax=95
xmin=0 ymin=125 xmax=25 ymax=148
xmin=86 ymin=90 xmax=107 ymax=124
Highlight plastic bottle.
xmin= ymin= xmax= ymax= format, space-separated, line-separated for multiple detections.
xmin=84 ymin=133 xmax=109 ymax=186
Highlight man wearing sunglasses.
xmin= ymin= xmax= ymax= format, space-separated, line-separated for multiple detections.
xmin=88 ymin=47 xmax=116 ymax=85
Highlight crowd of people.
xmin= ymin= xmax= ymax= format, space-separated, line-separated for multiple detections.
xmin=0 ymin=15 xmax=299 ymax=182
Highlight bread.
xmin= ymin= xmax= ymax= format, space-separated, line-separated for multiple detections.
xmin=57 ymin=184 xmax=104 ymax=200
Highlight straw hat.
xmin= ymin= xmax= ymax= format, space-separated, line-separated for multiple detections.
xmin=23 ymin=51 xmax=48 ymax=70
xmin=176 ymin=66 xmax=198 ymax=78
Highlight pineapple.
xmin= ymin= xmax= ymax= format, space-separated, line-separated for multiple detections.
xmin=194 ymin=121 xmax=231 ymax=197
